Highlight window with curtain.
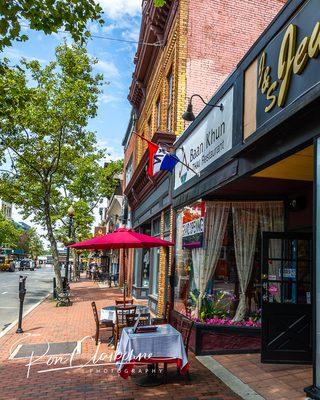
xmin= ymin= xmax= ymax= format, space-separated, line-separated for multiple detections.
xmin=174 ymin=200 xmax=284 ymax=323
xmin=151 ymin=247 xmax=160 ymax=295
xmin=142 ymin=249 xmax=150 ymax=287
xmin=133 ymin=249 xmax=141 ymax=286
xmin=150 ymin=216 xmax=161 ymax=296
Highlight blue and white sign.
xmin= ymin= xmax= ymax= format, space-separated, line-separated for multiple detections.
xmin=174 ymin=88 xmax=233 ymax=189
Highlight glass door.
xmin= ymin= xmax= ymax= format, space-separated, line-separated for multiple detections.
xmin=261 ymin=232 xmax=312 ymax=364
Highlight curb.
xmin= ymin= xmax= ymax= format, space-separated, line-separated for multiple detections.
xmin=0 ymin=292 xmax=51 ymax=339
xmin=197 ymin=355 xmax=265 ymax=400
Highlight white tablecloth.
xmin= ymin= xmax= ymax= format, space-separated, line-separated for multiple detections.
xmin=100 ymin=305 xmax=149 ymax=324
xmin=116 ymin=324 xmax=188 ymax=370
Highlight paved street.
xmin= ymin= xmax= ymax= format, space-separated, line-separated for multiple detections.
xmin=0 ymin=266 xmax=55 ymax=331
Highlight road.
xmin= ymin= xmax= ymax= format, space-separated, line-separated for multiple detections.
xmin=0 ymin=265 xmax=55 ymax=331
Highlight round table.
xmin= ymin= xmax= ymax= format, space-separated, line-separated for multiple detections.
xmin=100 ymin=305 xmax=150 ymax=324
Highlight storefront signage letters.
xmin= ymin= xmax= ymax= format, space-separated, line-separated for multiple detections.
xmin=175 ymin=88 xmax=233 ymax=189
xmin=258 ymin=21 xmax=320 ymax=113
xmin=256 ymin=0 xmax=320 ymax=127
xmin=182 ymin=217 xmax=204 ymax=238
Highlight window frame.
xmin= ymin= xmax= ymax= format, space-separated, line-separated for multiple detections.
xmin=166 ymin=70 xmax=173 ymax=131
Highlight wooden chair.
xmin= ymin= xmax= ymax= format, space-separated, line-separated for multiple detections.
xmin=163 ymin=316 xmax=194 ymax=383
xmin=152 ymin=301 xmax=172 ymax=325
xmin=114 ymin=305 xmax=136 ymax=346
xmin=126 ymin=312 xmax=150 ymax=327
xmin=91 ymin=301 xmax=114 ymax=345
xmin=115 ymin=299 xmax=134 ymax=306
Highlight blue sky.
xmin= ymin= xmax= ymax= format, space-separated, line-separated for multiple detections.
xmin=4 ymin=0 xmax=142 ymax=160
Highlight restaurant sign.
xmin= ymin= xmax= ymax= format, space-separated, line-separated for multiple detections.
xmin=257 ymin=0 xmax=320 ymax=127
xmin=174 ymin=88 xmax=233 ymax=189
xmin=182 ymin=202 xmax=205 ymax=248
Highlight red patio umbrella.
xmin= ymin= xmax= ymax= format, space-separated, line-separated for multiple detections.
xmin=70 ymin=228 xmax=174 ymax=302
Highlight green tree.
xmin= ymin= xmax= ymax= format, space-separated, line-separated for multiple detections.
xmin=0 ymin=212 xmax=22 ymax=248
xmin=56 ymin=159 xmax=123 ymax=279
xmin=153 ymin=0 xmax=166 ymax=6
xmin=0 ymin=0 xmax=103 ymax=51
xmin=17 ymin=228 xmax=45 ymax=259
xmin=56 ymin=159 xmax=124 ymax=244
xmin=0 ymin=42 xmax=118 ymax=291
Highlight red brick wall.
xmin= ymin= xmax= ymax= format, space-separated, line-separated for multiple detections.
xmin=186 ymin=0 xmax=286 ymax=115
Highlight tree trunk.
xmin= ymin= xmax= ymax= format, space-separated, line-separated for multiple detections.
xmin=44 ymin=194 xmax=63 ymax=292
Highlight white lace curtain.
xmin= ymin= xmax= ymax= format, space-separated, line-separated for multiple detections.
xmin=192 ymin=202 xmax=230 ymax=317
xmin=259 ymin=201 xmax=284 ymax=302
xmin=232 ymin=202 xmax=260 ymax=321
xmin=232 ymin=201 xmax=284 ymax=321
xmin=187 ymin=200 xmax=284 ymax=321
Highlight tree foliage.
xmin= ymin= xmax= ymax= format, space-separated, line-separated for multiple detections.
xmin=153 ymin=0 xmax=166 ymax=7
xmin=17 ymin=228 xmax=45 ymax=258
xmin=0 ymin=42 xmax=119 ymax=290
xmin=0 ymin=212 xmax=21 ymax=248
xmin=56 ymin=159 xmax=124 ymax=245
xmin=0 ymin=0 xmax=103 ymax=51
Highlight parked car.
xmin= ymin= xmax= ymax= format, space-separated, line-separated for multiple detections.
xmin=19 ymin=259 xmax=34 ymax=271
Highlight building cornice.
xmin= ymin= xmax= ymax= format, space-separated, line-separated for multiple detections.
xmin=128 ymin=0 xmax=178 ymax=112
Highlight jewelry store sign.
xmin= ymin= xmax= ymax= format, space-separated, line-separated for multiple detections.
xmin=257 ymin=0 xmax=320 ymax=127
xmin=175 ymin=88 xmax=233 ymax=190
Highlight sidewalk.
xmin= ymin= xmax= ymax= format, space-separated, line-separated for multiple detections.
xmin=0 ymin=278 xmax=240 ymax=400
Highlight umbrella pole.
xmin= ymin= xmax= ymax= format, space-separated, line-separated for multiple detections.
xmin=123 ymin=249 xmax=126 ymax=304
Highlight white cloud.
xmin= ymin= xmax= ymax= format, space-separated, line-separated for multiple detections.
xmin=98 ymin=0 xmax=141 ymax=19
xmin=99 ymin=93 xmax=119 ymax=104
xmin=87 ymin=21 xmax=100 ymax=34
xmin=102 ymin=24 xmax=117 ymax=34
xmin=122 ymin=28 xmax=140 ymax=42
xmin=4 ymin=48 xmax=48 ymax=64
xmin=97 ymin=139 xmax=123 ymax=161
xmin=95 ymin=60 xmax=120 ymax=77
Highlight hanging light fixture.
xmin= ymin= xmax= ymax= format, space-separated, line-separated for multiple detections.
xmin=182 ymin=94 xmax=224 ymax=122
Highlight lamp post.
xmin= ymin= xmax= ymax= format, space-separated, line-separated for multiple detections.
xmin=182 ymin=93 xmax=224 ymax=122
xmin=65 ymin=205 xmax=75 ymax=282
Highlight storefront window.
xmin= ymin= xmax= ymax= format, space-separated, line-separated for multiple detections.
xmin=152 ymin=217 xmax=161 ymax=236
xmin=134 ymin=249 xmax=140 ymax=285
xmin=142 ymin=249 xmax=150 ymax=287
xmin=149 ymin=216 xmax=161 ymax=296
xmin=174 ymin=200 xmax=284 ymax=324
xmin=151 ymin=247 xmax=160 ymax=295
xmin=164 ymin=210 xmax=170 ymax=232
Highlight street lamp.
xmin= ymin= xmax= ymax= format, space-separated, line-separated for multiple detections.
xmin=65 ymin=205 xmax=75 ymax=282
xmin=182 ymin=94 xmax=224 ymax=122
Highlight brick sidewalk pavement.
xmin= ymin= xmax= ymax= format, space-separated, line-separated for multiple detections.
xmin=0 ymin=279 xmax=240 ymax=400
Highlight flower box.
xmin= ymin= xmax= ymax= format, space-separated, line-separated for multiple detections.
xmin=171 ymin=310 xmax=261 ymax=356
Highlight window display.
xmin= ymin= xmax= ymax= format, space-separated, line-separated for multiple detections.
xmin=174 ymin=200 xmax=284 ymax=325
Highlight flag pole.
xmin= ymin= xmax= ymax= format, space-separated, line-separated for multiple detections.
xmin=134 ymin=131 xmax=200 ymax=177
xmin=158 ymin=141 xmax=200 ymax=177
xmin=176 ymin=158 xmax=200 ymax=177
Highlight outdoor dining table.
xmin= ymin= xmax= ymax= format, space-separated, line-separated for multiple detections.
xmin=116 ymin=324 xmax=189 ymax=386
xmin=100 ymin=304 xmax=150 ymax=323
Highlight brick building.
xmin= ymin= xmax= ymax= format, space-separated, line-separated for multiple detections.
xmin=122 ymin=0 xmax=286 ymax=316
